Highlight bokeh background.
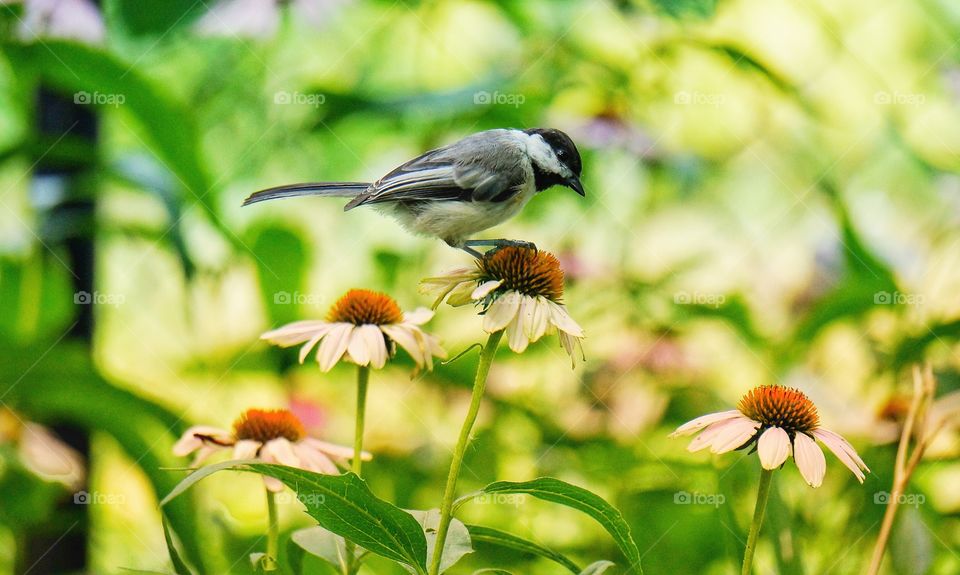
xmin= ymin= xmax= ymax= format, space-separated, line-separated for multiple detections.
xmin=1 ymin=0 xmax=960 ymax=573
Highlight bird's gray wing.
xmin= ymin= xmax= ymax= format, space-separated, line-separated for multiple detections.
xmin=344 ymin=131 xmax=528 ymax=209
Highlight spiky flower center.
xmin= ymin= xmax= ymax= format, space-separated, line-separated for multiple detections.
xmin=738 ymin=385 xmax=820 ymax=434
xmin=233 ymin=409 xmax=306 ymax=443
xmin=328 ymin=289 xmax=403 ymax=325
xmin=478 ymin=247 xmax=565 ymax=302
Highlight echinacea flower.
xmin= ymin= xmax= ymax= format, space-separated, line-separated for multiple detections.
xmin=670 ymin=385 xmax=869 ymax=487
xmin=173 ymin=408 xmax=367 ymax=491
xmin=260 ymin=289 xmax=446 ymax=372
xmin=420 ymin=247 xmax=584 ymax=365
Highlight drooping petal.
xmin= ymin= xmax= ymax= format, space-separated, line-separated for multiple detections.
xmin=173 ymin=426 xmax=232 ymax=457
xmin=670 ymin=410 xmax=743 ymax=437
xmin=446 ymin=282 xmax=478 ymax=307
xmin=304 ymin=438 xmax=373 ymax=461
xmin=293 ymin=442 xmax=340 ymax=474
xmin=526 ymin=297 xmax=550 ymax=341
xmin=757 ymin=427 xmax=791 ymax=470
xmin=261 ymin=438 xmax=301 ymax=467
xmin=506 ymin=313 xmax=530 ymax=353
xmin=709 ymin=417 xmax=761 ymax=454
xmin=298 ymin=325 xmax=335 ymax=364
xmin=191 ymin=444 xmax=223 ymax=467
xmin=317 ymin=323 xmax=353 ymax=372
xmin=346 ymin=325 xmax=372 ymax=366
xmin=812 ymin=428 xmax=868 ymax=483
xmin=471 ymin=280 xmax=504 ymax=300
xmin=381 ymin=324 xmax=425 ymax=367
xmin=360 ymin=325 xmax=389 ymax=369
xmin=482 ymin=293 xmax=521 ymax=333
xmin=233 ymin=439 xmax=261 ymax=461
xmin=793 ymin=432 xmax=826 ymax=488
xmin=261 ymin=321 xmax=332 ymax=346
xmin=403 ymin=307 xmax=434 ymax=325
xmin=687 ymin=416 xmax=756 ymax=452
xmin=546 ymin=301 xmax=584 ymax=338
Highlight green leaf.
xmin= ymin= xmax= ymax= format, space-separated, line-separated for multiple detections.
xmin=162 ymin=462 xmax=428 ymax=574
xmin=249 ymin=227 xmax=310 ymax=327
xmin=579 ymin=561 xmax=616 ymax=575
xmin=290 ymin=526 xmax=355 ymax=573
xmin=162 ymin=515 xmax=196 ymax=575
xmin=462 ymin=478 xmax=642 ymax=574
xmin=405 ymin=509 xmax=472 ymax=574
xmin=105 ymin=0 xmax=209 ymax=36
xmin=465 ymin=525 xmax=580 ymax=573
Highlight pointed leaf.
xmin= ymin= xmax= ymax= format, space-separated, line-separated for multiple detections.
xmin=465 ymin=525 xmax=579 ymax=573
xmin=290 ymin=526 xmax=355 ymax=572
xmin=579 ymin=560 xmax=616 ymax=575
xmin=405 ymin=509 xmax=472 ymax=574
xmin=462 ymin=478 xmax=642 ymax=574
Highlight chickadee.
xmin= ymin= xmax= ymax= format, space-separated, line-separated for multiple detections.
xmin=243 ymin=127 xmax=584 ymax=257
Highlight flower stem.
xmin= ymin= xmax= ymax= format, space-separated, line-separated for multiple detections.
xmin=428 ymin=330 xmax=503 ymax=575
xmin=264 ymin=488 xmax=279 ymax=572
xmin=352 ymin=365 xmax=370 ymax=476
xmin=741 ymin=468 xmax=774 ymax=575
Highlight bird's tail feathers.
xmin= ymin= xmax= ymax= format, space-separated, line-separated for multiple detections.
xmin=242 ymin=182 xmax=369 ymax=206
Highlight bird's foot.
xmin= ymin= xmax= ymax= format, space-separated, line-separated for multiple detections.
xmin=460 ymin=239 xmax=537 ymax=259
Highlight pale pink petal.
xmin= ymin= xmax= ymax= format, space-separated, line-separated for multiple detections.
xmin=471 ymin=280 xmax=503 ymax=300
xmin=173 ymin=426 xmax=231 ymax=457
xmin=361 ymin=325 xmax=389 ymax=369
xmin=233 ymin=439 xmax=261 ymax=460
xmin=546 ymin=301 xmax=584 ymax=338
xmin=191 ymin=444 xmax=223 ymax=467
xmin=757 ymin=427 xmax=791 ymax=470
xmin=346 ymin=325 xmax=372 ymax=366
xmin=403 ymin=307 xmax=434 ymax=325
xmin=812 ymin=428 xmax=869 ymax=482
xmin=793 ymin=432 xmax=826 ymax=488
xmin=686 ymin=417 xmax=749 ymax=452
xmin=408 ymin=327 xmax=434 ymax=371
xmin=670 ymin=410 xmax=742 ymax=437
xmin=526 ymin=298 xmax=550 ymax=341
xmin=317 ymin=323 xmax=353 ymax=372
xmin=558 ymin=331 xmax=584 ymax=368
xmin=381 ymin=324 xmax=426 ymax=367
xmin=261 ymin=438 xmax=301 ymax=468
xmin=261 ymin=321 xmax=332 ymax=346
xmin=304 ymin=439 xmax=372 ymax=461
xmin=482 ymin=293 xmax=521 ymax=333
xmin=263 ymin=476 xmax=284 ymax=492
xmin=298 ymin=326 xmax=335 ymax=364
xmin=293 ymin=443 xmax=339 ymax=474
xmin=709 ymin=417 xmax=761 ymax=454
xmin=425 ymin=332 xmax=448 ymax=360
xmin=506 ymin=314 xmax=530 ymax=353
xmin=19 ymin=424 xmax=86 ymax=488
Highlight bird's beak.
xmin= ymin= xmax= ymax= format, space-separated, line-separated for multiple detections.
xmin=566 ymin=176 xmax=585 ymax=196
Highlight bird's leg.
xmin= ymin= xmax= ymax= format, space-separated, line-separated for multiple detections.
xmin=463 ymin=239 xmax=538 ymax=254
xmin=459 ymin=245 xmax=485 ymax=259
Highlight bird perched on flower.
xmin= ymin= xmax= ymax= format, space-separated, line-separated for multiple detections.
xmin=243 ymin=128 xmax=585 ymax=257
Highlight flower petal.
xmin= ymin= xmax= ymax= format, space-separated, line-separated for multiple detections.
xmin=709 ymin=417 xmax=761 ymax=454
xmin=304 ymin=438 xmax=373 ymax=461
xmin=317 ymin=323 xmax=353 ymax=371
xmin=472 ymin=280 xmax=504 ymax=300
xmin=261 ymin=321 xmax=331 ymax=346
xmin=527 ymin=298 xmax=550 ymax=341
xmin=294 ymin=443 xmax=340 ymax=474
xmin=263 ymin=477 xmax=284 ymax=492
xmin=173 ymin=426 xmax=231 ymax=457
xmin=757 ymin=427 xmax=791 ymax=469
xmin=670 ymin=410 xmax=742 ymax=437
xmin=298 ymin=326 xmax=334 ymax=364
xmin=381 ymin=324 xmax=425 ymax=367
xmin=361 ymin=325 xmax=389 ymax=369
xmin=686 ymin=416 xmax=754 ymax=452
xmin=546 ymin=301 xmax=584 ymax=338
xmin=506 ymin=313 xmax=530 ymax=353
xmin=347 ymin=325 xmax=372 ymax=366
xmin=233 ymin=439 xmax=261 ymax=461
xmin=482 ymin=293 xmax=521 ymax=333
xmin=812 ymin=428 xmax=868 ymax=483
xmin=793 ymin=432 xmax=826 ymax=488
xmin=261 ymin=438 xmax=301 ymax=467
xmin=403 ymin=307 xmax=434 ymax=325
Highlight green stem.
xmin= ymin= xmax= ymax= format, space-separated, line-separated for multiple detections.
xmin=345 ymin=365 xmax=371 ymax=575
xmin=428 ymin=330 xmax=503 ymax=575
xmin=264 ymin=488 xmax=279 ymax=572
xmin=741 ymin=468 xmax=774 ymax=575
xmin=352 ymin=365 xmax=370 ymax=476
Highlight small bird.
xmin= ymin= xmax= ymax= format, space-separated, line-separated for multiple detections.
xmin=243 ymin=127 xmax=585 ymax=257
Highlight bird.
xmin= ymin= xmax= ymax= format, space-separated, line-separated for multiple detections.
xmin=242 ymin=127 xmax=585 ymax=257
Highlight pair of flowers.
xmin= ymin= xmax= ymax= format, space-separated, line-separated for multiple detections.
xmin=175 ymin=247 xmax=586 ymax=482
